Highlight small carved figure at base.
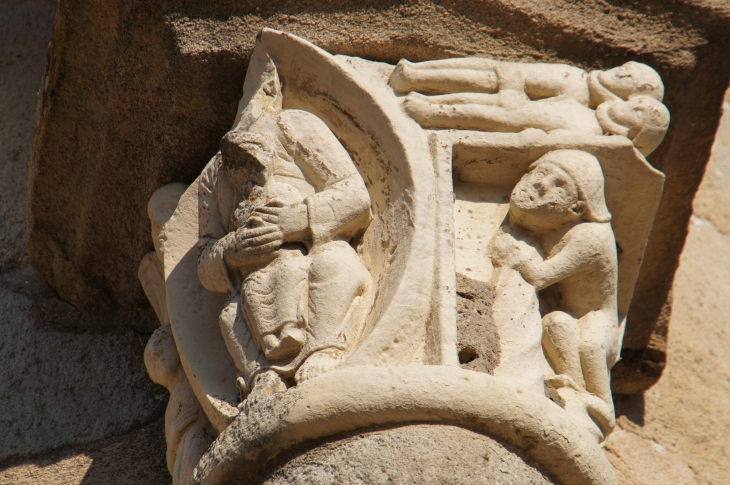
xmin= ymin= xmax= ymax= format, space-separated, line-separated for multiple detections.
xmin=145 ymin=326 xmax=216 ymax=485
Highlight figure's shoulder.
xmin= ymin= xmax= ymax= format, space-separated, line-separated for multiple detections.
xmin=567 ymin=222 xmax=615 ymax=245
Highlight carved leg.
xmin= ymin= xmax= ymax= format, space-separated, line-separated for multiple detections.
xmin=218 ymin=293 xmax=264 ymax=387
xmin=172 ymin=417 xmax=214 ymax=485
xmin=579 ymin=312 xmax=619 ymax=406
xmin=408 ymin=91 xmax=503 ymax=106
xmin=295 ymin=241 xmax=370 ymax=383
xmin=266 ymin=252 xmax=310 ymax=360
xmin=542 ymin=311 xmax=585 ymax=389
xmin=403 ymin=94 xmax=526 ymax=132
xmin=242 ymin=251 xmax=309 ymax=361
xmin=389 ymin=59 xmax=498 ymax=95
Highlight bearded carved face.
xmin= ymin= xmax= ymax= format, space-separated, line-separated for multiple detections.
xmin=509 ymin=162 xmax=583 ymax=232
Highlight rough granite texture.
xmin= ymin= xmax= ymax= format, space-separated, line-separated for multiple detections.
xmin=257 ymin=424 xmax=553 ymax=485
xmin=455 ymin=272 xmax=500 ymax=374
xmin=0 ymin=286 xmax=165 ymax=461
xmin=0 ymin=418 xmax=168 ymax=485
xmin=0 ymin=0 xmax=165 ymax=470
xmin=26 ymin=0 xmax=730 ymax=392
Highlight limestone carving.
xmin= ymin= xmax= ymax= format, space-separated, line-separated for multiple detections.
xmin=140 ymin=29 xmax=671 ymax=485
xmin=138 ymin=183 xmax=188 ymax=326
xmin=145 ymin=326 xmax=216 ymax=485
xmin=391 ymin=58 xmax=670 ymax=156
xmin=490 ymin=150 xmax=619 ymax=439
xmin=140 ymin=185 xmax=216 ymax=485
xmin=198 ymin=82 xmax=373 ymax=391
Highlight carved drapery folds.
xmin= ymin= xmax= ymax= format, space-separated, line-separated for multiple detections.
xmin=139 ymin=29 xmax=668 ymax=485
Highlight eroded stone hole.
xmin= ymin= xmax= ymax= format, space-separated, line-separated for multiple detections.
xmin=459 ymin=346 xmax=479 ymax=364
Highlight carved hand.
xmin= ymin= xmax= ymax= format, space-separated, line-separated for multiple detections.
xmin=223 ymin=224 xmax=283 ymax=269
xmin=253 ymin=198 xmax=310 ymax=243
xmin=489 ymin=230 xmax=532 ymax=269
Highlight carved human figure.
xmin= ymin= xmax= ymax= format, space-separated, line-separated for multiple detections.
xmin=391 ymin=59 xmax=669 ymax=156
xmin=390 ymin=58 xmax=663 ymax=106
xmin=490 ymin=150 xmax=619 ymax=437
xmin=401 ymin=91 xmax=668 ymax=156
xmin=140 ymin=184 xmax=215 ymax=485
xmin=145 ymin=325 xmax=216 ymax=485
xmin=138 ymin=183 xmax=188 ymax=326
xmin=198 ymin=108 xmax=372 ymax=392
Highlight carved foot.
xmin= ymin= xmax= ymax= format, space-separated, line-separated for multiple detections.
xmin=388 ymin=59 xmax=415 ymax=94
xmin=545 ymin=374 xmax=616 ymax=442
xmin=238 ymin=370 xmax=288 ymax=409
xmin=295 ymin=349 xmax=345 ymax=384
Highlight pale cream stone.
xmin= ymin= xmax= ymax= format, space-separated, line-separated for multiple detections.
xmin=139 ymin=29 xmax=671 ymax=484
xmin=140 ymin=184 xmax=219 ymax=485
xmin=391 ymin=58 xmax=670 ymax=156
xmin=145 ymin=326 xmax=215 ymax=485
xmin=194 ymin=366 xmax=617 ymax=485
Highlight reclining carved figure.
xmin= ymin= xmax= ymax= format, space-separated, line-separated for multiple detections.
xmin=490 ymin=149 xmax=619 ymax=439
xmin=391 ymin=58 xmax=670 ymax=156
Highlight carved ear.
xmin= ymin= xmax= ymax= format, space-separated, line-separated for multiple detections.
xmin=570 ymin=200 xmax=586 ymax=218
xmin=639 ymin=82 xmax=655 ymax=93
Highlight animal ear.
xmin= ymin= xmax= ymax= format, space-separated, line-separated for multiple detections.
xmin=570 ymin=200 xmax=586 ymax=218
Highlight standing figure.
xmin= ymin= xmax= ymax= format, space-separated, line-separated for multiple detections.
xmin=140 ymin=184 xmax=215 ymax=485
xmin=198 ymin=108 xmax=372 ymax=392
xmin=490 ymin=149 xmax=619 ymax=439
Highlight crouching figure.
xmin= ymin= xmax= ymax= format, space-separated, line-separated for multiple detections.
xmin=491 ymin=149 xmax=619 ymax=440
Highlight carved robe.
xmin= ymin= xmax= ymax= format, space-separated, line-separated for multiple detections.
xmin=197 ymin=109 xmax=372 ymax=382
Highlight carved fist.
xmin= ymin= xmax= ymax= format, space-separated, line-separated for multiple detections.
xmin=251 ymin=198 xmax=310 ymax=244
xmin=489 ymin=229 xmax=531 ymax=269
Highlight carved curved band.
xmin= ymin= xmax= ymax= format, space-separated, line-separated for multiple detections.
xmin=194 ymin=366 xmax=617 ymax=485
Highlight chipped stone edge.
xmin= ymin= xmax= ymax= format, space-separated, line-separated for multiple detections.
xmin=194 ymin=365 xmax=617 ymax=485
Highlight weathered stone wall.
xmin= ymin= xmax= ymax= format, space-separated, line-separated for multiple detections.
xmin=0 ymin=2 xmax=168 ymax=483
xmin=2 ymin=1 xmax=730 ymax=484
xmin=604 ymin=90 xmax=730 ymax=485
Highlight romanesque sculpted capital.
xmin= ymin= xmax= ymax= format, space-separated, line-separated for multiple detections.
xmin=140 ymin=29 xmax=668 ymax=485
